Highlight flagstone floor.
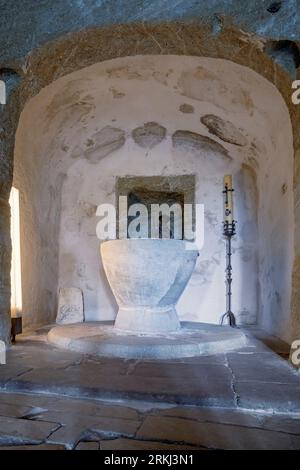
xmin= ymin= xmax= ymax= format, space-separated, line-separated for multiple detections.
xmin=0 ymin=325 xmax=299 ymax=450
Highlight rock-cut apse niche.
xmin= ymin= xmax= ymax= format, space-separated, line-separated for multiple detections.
xmin=13 ymin=55 xmax=294 ymax=341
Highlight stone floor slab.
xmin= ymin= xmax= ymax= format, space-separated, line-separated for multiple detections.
xmin=0 ymin=391 xmax=299 ymax=449
xmin=5 ymin=344 xmax=83 ymax=370
xmin=100 ymin=438 xmax=202 ymax=450
xmin=0 ymin=402 xmax=33 ymax=419
xmin=159 ymin=406 xmax=264 ymax=428
xmin=136 ymin=415 xmax=300 ymax=450
xmin=0 ymin=323 xmax=300 ymax=449
xmin=0 ymin=443 xmax=66 ymax=450
xmin=130 ymin=362 xmax=228 ymax=378
xmin=46 ymin=414 xmax=141 ymax=448
xmin=158 ymin=354 xmax=227 ymax=365
xmin=4 ymin=364 xmax=235 ymax=407
xmin=243 ymin=327 xmax=291 ymax=358
xmin=0 ymin=365 xmax=32 ymax=384
xmin=0 ymin=392 xmax=138 ymax=420
xmin=262 ymin=415 xmax=300 ymax=435
xmin=235 ymin=381 xmax=300 ymax=412
xmin=75 ymin=441 xmax=100 ymax=450
xmin=0 ymin=416 xmax=59 ymax=445
xmin=227 ymin=352 xmax=300 ymax=384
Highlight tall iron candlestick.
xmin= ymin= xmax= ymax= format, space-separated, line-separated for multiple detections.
xmin=221 ymin=176 xmax=237 ymax=327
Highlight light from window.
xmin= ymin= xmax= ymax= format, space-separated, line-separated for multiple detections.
xmin=9 ymin=187 xmax=22 ymax=317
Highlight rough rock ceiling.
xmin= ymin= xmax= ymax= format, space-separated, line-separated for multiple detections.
xmin=0 ymin=0 xmax=300 ymax=64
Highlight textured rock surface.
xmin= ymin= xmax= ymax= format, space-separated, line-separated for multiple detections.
xmin=172 ymin=130 xmax=230 ymax=158
xmin=291 ymin=257 xmax=300 ymax=340
xmin=0 ymin=21 xmax=299 ymax=343
xmin=200 ymin=114 xmax=248 ymax=146
xmin=0 ymin=199 xmax=11 ymax=344
xmin=83 ymin=126 xmax=125 ymax=163
xmin=179 ymin=103 xmax=194 ymax=114
xmin=1 ymin=0 xmax=300 ymax=65
xmin=132 ymin=122 xmax=166 ymax=148
xmin=56 ymin=287 xmax=84 ymax=325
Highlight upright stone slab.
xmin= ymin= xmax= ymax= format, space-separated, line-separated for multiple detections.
xmin=56 ymin=288 xmax=84 ymax=324
xmin=289 ymin=339 xmax=300 ymax=370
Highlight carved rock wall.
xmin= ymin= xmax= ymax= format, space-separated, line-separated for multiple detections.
xmin=0 ymin=23 xmax=299 ymax=343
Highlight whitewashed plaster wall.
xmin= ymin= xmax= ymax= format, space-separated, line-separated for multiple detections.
xmin=13 ymin=56 xmax=294 ymax=340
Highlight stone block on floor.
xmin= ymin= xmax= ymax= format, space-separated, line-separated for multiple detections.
xmin=56 ymin=287 xmax=84 ymax=325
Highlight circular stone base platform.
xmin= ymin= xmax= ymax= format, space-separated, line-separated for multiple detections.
xmin=47 ymin=321 xmax=249 ymax=359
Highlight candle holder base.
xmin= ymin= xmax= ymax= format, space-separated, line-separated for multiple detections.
xmin=221 ymin=219 xmax=237 ymax=329
xmin=220 ymin=310 xmax=236 ymax=327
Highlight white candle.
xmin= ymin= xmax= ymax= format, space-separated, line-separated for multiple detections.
xmin=224 ymin=175 xmax=233 ymax=223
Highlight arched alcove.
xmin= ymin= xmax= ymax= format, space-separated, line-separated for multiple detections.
xmin=13 ymin=55 xmax=294 ymax=340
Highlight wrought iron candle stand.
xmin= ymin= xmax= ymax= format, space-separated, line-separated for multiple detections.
xmin=221 ymin=177 xmax=237 ymax=327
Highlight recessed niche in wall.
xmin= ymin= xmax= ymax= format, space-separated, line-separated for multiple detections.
xmin=116 ymin=175 xmax=195 ymax=239
xmin=12 ymin=55 xmax=294 ymax=332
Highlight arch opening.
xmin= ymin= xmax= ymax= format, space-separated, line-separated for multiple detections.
xmin=12 ymin=55 xmax=294 ymax=341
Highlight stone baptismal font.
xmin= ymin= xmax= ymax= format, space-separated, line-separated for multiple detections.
xmin=101 ymin=239 xmax=198 ymax=333
xmin=48 ymin=174 xmax=249 ymax=358
xmin=48 ymin=232 xmax=248 ymax=358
